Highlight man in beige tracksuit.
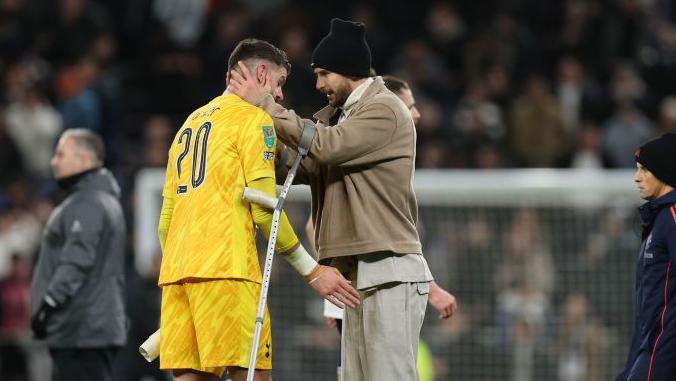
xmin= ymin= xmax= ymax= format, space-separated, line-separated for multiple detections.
xmin=230 ymin=18 xmax=432 ymax=381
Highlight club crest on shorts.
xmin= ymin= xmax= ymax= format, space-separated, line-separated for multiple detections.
xmin=262 ymin=126 xmax=275 ymax=148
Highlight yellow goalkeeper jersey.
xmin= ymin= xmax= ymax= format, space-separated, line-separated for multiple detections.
xmin=158 ymin=93 xmax=278 ymax=286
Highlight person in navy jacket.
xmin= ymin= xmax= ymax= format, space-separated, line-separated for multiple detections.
xmin=616 ymin=133 xmax=676 ymax=381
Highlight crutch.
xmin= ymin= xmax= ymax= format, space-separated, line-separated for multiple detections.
xmin=245 ymin=122 xmax=316 ymax=381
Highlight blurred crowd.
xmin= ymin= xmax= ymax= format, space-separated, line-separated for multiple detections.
xmin=414 ymin=205 xmax=638 ymax=380
xmin=0 ymin=0 xmax=674 ymax=379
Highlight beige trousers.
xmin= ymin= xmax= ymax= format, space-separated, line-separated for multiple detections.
xmin=341 ymin=281 xmax=429 ymax=381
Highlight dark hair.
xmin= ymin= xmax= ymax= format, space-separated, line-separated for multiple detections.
xmin=227 ymin=38 xmax=291 ymax=74
xmin=382 ymin=75 xmax=410 ymax=94
xmin=63 ymin=129 xmax=105 ymax=165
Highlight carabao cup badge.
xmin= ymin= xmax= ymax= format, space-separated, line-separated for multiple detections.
xmin=262 ymin=126 xmax=275 ymax=148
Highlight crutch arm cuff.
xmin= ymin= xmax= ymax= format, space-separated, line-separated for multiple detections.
xmin=297 ymin=121 xmax=316 ymax=156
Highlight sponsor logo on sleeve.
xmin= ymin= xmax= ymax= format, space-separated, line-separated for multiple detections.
xmin=262 ymin=126 xmax=275 ymax=149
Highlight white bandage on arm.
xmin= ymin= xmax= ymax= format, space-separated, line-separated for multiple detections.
xmin=282 ymin=245 xmax=318 ymax=276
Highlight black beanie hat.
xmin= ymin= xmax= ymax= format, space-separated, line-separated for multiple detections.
xmin=635 ymin=133 xmax=676 ymax=187
xmin=311 ymin=18 xmax=372 ymax=78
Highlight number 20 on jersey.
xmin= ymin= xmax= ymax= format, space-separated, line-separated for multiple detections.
xmin=176 ymin=122 xmax=211 ymax=194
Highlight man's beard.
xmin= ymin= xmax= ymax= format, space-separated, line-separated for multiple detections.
xmin=328 ymin=82 xmax=351 ymax=108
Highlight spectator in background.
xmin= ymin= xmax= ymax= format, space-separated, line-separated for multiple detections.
xmin=495 ymin=209 xmax=554 ymax=381
xmin=201 ymin=8 xmax=251 ymax=99
xmin=509 ymin=75 xmax=571 ymax=167
xmin=453 ymin=79 xmax=505 ymax=165
xmin=569 ymin=122 xmax=604 ymax=169
xmin=556 ymin=293 xmax=608 ymax=381
xmin=601 ymin=65 xmax=654 ymax=168
xmin=424 ymin=2 xmax=466 ymax=74
xmin=55 ymin=56 xmax=102 ymax=132
xmin=40 ymin=0 xmax=113 ymax=64
xmin=0 ymin=255 xmax=31 ymax=381
xmin=658 ymin=96 xmax=676 ymax=133
xmin=484 ymin=64 xmax=512 ymax=109
xmin=381 ymin=75 xmax=458 ymax=319
xmin=30 ymin=129 xmax=127 ymax=381
xmin=142 ymin=115 xmax=172 ymax=168
xmin=577 ymin=208 xmax=636 ymax=332
xmin=0 ymin=110 xmax=24 ymax=186
xmin=5 ymin=82 xmax=63 ymax=180
xmin=495 ymin=208 xmax=555 ymax=297
xmin=391 ymin=39 xmax=451 ymax=97
xmin=151 ymin=0 xmax=206 ymax=49
xmin=555 ymin=56 xmax=605 ymax=133
xmin=278 ymin=25 xmax=325 ymax=116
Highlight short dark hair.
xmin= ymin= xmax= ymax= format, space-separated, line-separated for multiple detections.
xmin=63 ymin=129 xmax=105 ymax=165
xmin=227 ymin=38 xmax=291 ymax=74
xmin=383 ymin=75 xmax=410 ymax=94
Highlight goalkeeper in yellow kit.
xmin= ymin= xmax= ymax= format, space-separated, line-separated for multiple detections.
xmin=156 ymin=39 xmax=360 ymax=381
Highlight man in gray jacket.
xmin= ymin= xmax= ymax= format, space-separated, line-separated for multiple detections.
xmin=31 ymin=129 xmax=127 ymax=381
xmin=230 ymin=18 xmax=432 ymax=381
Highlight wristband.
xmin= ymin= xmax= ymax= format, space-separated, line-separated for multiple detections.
xmin=282 ymin=245 xmax=318 ymax=276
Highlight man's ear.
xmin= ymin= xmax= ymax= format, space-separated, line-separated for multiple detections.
xmin=256 ymin=64 xmax=267 ymax=84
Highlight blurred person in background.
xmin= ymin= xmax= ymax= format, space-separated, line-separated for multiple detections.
xmin=658 ymin=96 xmax=676 ymax=134
xmin=5 ymin=79 xmax=63 ymax=180
xmin=495 ymin=208 xmax=555 ymax=381
xmin=616 ymin=133 xmax=676 ymax=381
xmin=30 ymin=129 xmax=127 ymax=381
xmin=142 ymin=115 xmax=173 ymax=168
xmin=569 ymin=122 xmax=603 ymax=169
xmin=55 ymin=55 xmax=103 ymax=132
xmin=555 ymin=293 xmax=608 ymax=381
xmin=0 ymin=109 xmax=24 ymax=186
xmin=555 ymin=55 xmax=606 ymax=134
xmin=0 ymin=254 xmax=31 ymax=381
xmin=509 ymin=74 xmax=571 ymax=167
xmin=383 ymin=74 xmax=457 ymax=321
xmin=600 ymin=65 xmax=654 ymax=168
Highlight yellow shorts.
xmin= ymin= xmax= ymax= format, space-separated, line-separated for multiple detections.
xmin=159 ymin=279 xmax=272 ymax=377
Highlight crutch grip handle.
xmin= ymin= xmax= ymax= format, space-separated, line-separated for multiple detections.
xmin=243 ymin=187 xmax=278 ymax=209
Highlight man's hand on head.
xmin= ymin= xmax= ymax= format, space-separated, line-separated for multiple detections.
xmin=228 ymin=61 xmax=272 ymax=105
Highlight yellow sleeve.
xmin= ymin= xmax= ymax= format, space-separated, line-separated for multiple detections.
xmin=238 ymin=112 xmax=277 ymax=183
xmin=162 ymin=136 xmax=178 ymax=199
xmin=158 ymin=139 xmax=178 ymax=253
xmin=157 ymin=196 xmax=174 ymax=253
xmin=248 ymin=177 xmax=300 ymax=254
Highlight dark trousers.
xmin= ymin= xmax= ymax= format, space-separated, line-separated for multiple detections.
xmin=49 ymin=347 xmax=117 ymax=381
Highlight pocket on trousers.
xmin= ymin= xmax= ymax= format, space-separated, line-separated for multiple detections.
xmin=416 ymin=281 xmax=430 ymax=295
